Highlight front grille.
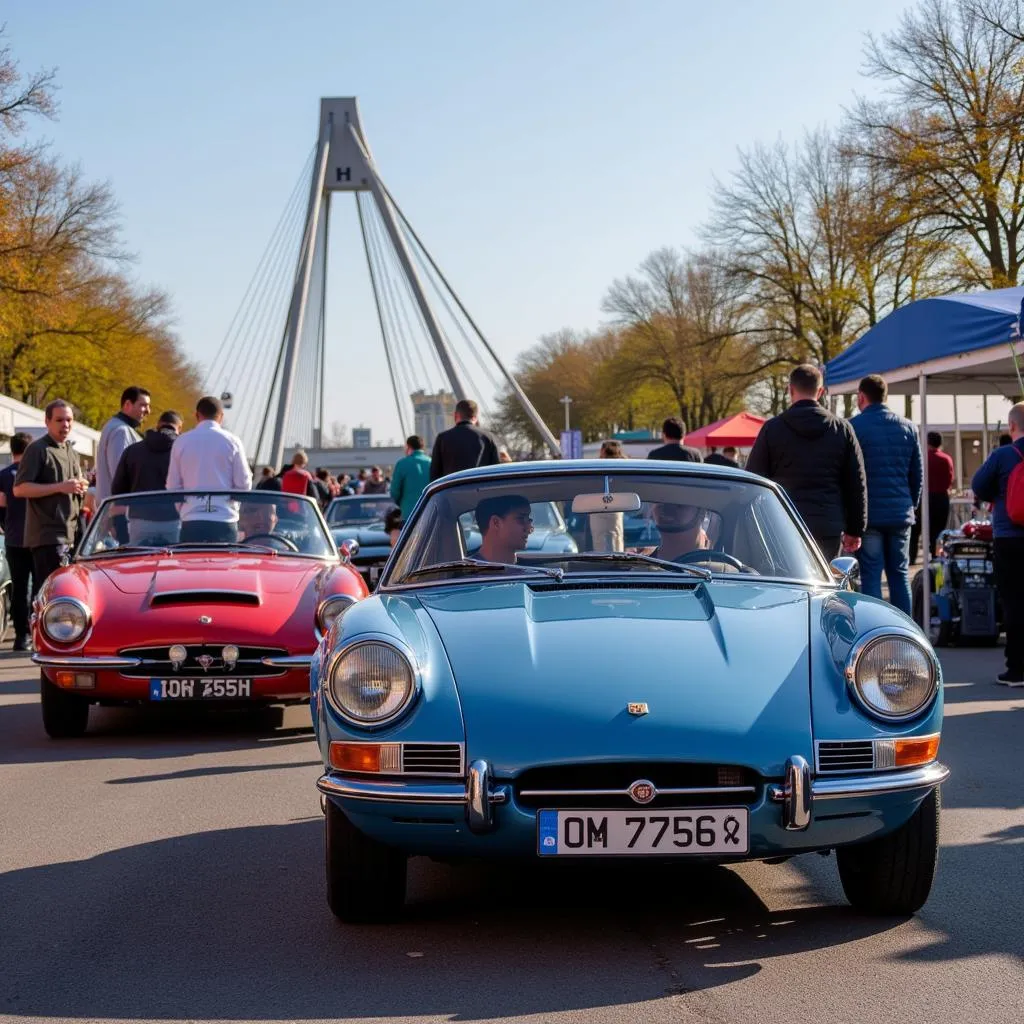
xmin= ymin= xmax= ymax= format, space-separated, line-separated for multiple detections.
xmin=401 ymin=743 xmax=463 ymax=776
xmin=118 ymin=644 xmax=291 ymax=679
xmin=514 ymin=762 xmax=760 ymax=809
xmin=816 ymin=740 xmax=874 ymax=773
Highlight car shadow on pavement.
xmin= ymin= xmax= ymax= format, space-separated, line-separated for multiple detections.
xmin=0 ymin=699 xmax=316 ymax=766
xmin=0 ymin=819 xmax=905 ymax=1022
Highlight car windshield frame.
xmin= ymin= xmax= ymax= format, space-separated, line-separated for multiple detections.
xmin=378 ymin=465 xmax=836 ymax=590
xmin=77 ymin=489 xmax=339 ymax=562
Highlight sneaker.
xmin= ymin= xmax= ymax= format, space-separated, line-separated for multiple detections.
xmin=12 ymin=636 xmax=31 ymax=653
xmin=996 ymin=670 xmax=1024 ymax=686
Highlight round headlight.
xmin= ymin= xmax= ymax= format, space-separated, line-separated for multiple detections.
xmin=328 ymin=641 xmax=416 ymax=725
xmin=42 ymin=598 xmax=90 ymax=643
xmin=317 ymin=594 xmax=358 ymax=634
xmin=847 ymin=633 xmax=937 ymax=720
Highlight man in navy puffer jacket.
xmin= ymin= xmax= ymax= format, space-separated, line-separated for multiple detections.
xmin=971 ymin=402 xmax=1024 ymax=684
xmin=850 ymin=374 xmax=923 ymax=615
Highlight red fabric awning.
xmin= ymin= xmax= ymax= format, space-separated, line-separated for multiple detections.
xmin=684 ymin=412 xmax=766 ymax=448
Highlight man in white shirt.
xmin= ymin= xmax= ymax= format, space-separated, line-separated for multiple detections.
xmin=166 ymin=395 xmax=252 ymax=542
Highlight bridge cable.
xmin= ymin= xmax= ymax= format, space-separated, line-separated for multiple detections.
xmin=357 ymin=193 xmax=410 ymax=439
xmin=206 ymin=145 xmax=315 ymax=391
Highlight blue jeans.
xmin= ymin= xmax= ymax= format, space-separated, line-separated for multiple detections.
xmin=858 ymin=526 xmax=912 ymax=615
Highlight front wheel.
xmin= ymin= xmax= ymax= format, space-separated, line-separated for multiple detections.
xmin=40 ymin=673 xmax=89 ymax=738
xmin=325 ymin=798 xmax=407 ymax=922
xmin=836 ymin=787 xmax=939 ymax=915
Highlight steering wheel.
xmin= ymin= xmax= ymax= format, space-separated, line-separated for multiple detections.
xmin=242 ymin=532 xmax=300 ymax=553
xmin=672 ymin=548 xmax=747 ymax=574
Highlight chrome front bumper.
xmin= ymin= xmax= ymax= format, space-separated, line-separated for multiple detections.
xmin=319 ymin=757 xmax=950 ymax=835
xmin=33 ymin=653 xmax=313 ymax=669
xmin=318 ymin=758 xmax=509 ymax=833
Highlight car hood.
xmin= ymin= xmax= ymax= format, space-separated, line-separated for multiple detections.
xmin=331 ymin=526 xmax=389 ymax=548
xmin=417 ymin=581 xmax=813 ymax=778
xmin=96 ymin=553 xmax=326 ymax=600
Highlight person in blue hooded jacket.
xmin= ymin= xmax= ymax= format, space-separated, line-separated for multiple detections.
xmin=849 ymin=374 xmax=923 ymax=615
xmin=971 ymin=402 xmax=1024 ymax=684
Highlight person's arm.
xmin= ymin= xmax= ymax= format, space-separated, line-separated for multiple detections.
xmin=483 ymin=434 xmax=500 ymax=466
xmin=232 ymin=442 xmax=253 ymax=490
xmin=110 ymin=448 xmax=132 ymax=496
xmin=13 ymin=445 xmax=81 ymax=499
xmin=971 ymin=451 xmax=1001 ymax=503
xmin=908 ymin=430 xmax=923 ymax=508
xmin=104 ymin=426 xmax=134 ymax=485
xmin=390 ymin=462 xmax=404 ymax=504
xmin=744 ymin=429 xmax=770 ymax=478
xmin=842 ymin=426 xmax=868 ymax=538
xmin=429 ymin=436 xmax=443 ymax=481
xmin=165 ymin=440 xmax=184 ymax=491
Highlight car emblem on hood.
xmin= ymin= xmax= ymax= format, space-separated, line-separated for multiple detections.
xmin=627 ymin=702 xmax=649 ymax=716
xmin=199 ymin=615 xmax=213 ymax=625
xmin=196 ymin=654 xmax=214 ymax=672
xmin=629 ymin=780 xmax=656 ymax=805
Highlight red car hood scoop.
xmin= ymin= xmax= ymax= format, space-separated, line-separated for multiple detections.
xmin=97 ymin=554 xmax=323 ymax=600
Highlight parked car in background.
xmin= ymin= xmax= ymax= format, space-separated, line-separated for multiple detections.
xmin=325 ymin=495 xmax=401 ymax=588
xmin=312 ymin=460 xmax=947 ymax=922
xmin=33 ymin=490 xmax=367 ymax=738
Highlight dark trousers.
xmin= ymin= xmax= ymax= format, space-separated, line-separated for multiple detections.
xmin=31 ymin=544 xmax=70 ymax=591
xmin=179 ymin=520 xmax=238 ymax=544
xmin=993 ymin=537 xmax=1024 ymax=675
xmin=910 ymin=493 xmax=952 ymax=563
xmin=6 ymin=544 xmax=33 ymax=639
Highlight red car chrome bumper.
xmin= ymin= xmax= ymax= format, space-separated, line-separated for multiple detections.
xmin=32 ymin=654 xmax=312 ymax=701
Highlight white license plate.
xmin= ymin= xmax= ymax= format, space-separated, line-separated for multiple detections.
xmin=537 ymin=808 xmax=749 ymax=856
xmin=149 ymin=678 xmax=253 ymax=700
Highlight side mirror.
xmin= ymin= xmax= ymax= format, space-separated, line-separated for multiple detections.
xmin=339 ymin=539 xmax=360 ymax=561
xmin=829 ymin=556 xmax=860 ymax=588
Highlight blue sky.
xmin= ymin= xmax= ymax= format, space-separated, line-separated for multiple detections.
xmin=8 ymin=0 xmax=913 ymax=447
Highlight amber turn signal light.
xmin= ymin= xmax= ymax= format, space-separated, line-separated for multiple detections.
xmin=894 ymin=734 xmax=940 ymax=767
xmin=329 ymin=742 xmax=401 ymax=773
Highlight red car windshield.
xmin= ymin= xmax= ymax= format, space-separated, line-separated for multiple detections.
xmin=79 ymin=490 xmax=337 ymax=559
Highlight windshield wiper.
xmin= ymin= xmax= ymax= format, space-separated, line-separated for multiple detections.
xmin=401 ymin=558 xmax=565 ymax=582
xmin=83 ymin=545 xmax=171 ymax=559
xmin=517 ymin=551 xmax=713 ymax=581
xmin=170 ymin=542 xmax=278 ymax=556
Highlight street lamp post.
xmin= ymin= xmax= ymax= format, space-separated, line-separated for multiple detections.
xmin=559 ymin=395 xmax=573 ymax=432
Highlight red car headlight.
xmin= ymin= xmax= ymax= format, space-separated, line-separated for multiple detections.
xmin=317 ymin=594 xmax=358 ymax=634
xmin=41 ymin=598 xmax=91 ymax=644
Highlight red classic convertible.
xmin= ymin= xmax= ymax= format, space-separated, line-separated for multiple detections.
xmin=32 ymin=489 xmax=368 ymax=738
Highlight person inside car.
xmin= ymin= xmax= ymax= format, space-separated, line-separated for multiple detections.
xmin=475 ymin=494 xmax=533 ymax=564
xmin=650 ymin=502 xmax=710 ymax=561
xmin=239 ymin=501 xmax=279 ymax=541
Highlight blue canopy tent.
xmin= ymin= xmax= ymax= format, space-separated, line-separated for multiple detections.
xmin=825 ymin=286 xmax=1024 ymax=633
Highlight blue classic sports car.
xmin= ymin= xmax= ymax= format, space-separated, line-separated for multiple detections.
xmin=312 ymin=460 xmax=947 ymax=922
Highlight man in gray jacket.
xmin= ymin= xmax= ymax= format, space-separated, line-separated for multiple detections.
xmin=95 ymin=386 xmax=151 ymax=504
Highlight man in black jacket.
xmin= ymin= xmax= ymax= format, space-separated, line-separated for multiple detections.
xmin=746 ymin=365 xmax=867 ymax=561
xmin=647 ymin=417 xmax=703 ymax=463
xmin=430 ymin=399 xmax=501 ymax=481
xmin=110 ymin=411 xmax=182 ymax=544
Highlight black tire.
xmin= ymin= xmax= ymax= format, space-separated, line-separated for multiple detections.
xmin=911 ymin=572 xmax=951 ymax=646
xmin=325 ymin=798 xmax=407 ymax=922
xmin=40 ymin=673 xmax=90 ymax=739
xmin=836 ymin=787 xmax=940 ymax=915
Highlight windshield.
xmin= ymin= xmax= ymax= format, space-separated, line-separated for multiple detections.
xmin=384 ymin=471 xmax=829 ymax=586
xmin=325 ymin=497 xmax=397 ymax=527
xmin=79 ymin=491 xmax=337 ymax=559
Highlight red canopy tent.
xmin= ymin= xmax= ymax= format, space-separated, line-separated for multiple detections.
xmin=684 ymin=411 xmax=766 ymax=448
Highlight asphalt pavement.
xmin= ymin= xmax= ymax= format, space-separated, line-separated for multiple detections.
xmin=1 ymin=646 xmax=1021 ymax=1024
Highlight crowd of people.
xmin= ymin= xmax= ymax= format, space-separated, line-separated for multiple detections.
xmin=3 ymin=378 xmax=1022 ymax=681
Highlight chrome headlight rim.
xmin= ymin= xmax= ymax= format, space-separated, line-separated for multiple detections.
xmin=41 ymin=597 xmax=92 ymax=645
xmin=844 ymin=626 xmax=939 ymax=722
xmin=324 ymin=633 xmax=421 ymax=730
xmin=316 ymin=593 xmax=359 ymax=637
